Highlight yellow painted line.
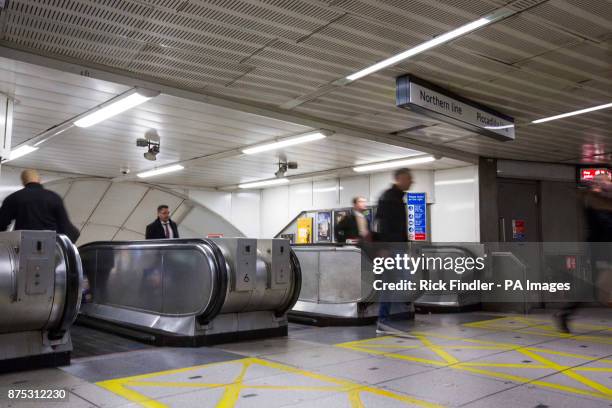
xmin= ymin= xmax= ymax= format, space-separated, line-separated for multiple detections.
xmin=349 ymin=344 xmax=421 ymax=349
xmin=125 ymin=381 xmax=227 ymax=388
xmin=217 ymin=358 xmax=251 ymax=408
xmin=525 ymin=346 xmax=612 ymax=362
xmin=455 ymin=365 xmax=612 ymax=401
xmin=97 ymin=356 xmax=444 ymax=408
xmin=97 ymin=380 xmax=167 ymax=408
xmin=337 ymin=332 xmax=612 ymax=401
xmin=439 ymin=345 xmax=510 ymax=350
xmin=457 ymin=362 xmax=551 ymax=369
xmin=519 ymin=349 xmax=612 ymax=396
xmin=348 ymin=388 xmax=365 ymax=408
xmin=574 ymin=367 xmax=612 ymax=372
xmin=416 ymin=335 xmax=459 ymax=365
xmin=339 ymin=343 xmax=448 ymax=366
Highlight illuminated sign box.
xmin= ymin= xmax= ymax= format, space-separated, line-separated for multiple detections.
xmin=579 ymin=168 xmax=611 ymax=182
xmin=396 ymin=75 xmax=515 ymax=142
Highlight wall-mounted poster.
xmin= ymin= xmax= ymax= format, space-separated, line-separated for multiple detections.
xmin=333 ymin=209 xmax=349 ymax=234
xmin=316 ymin=211 xmax=332 ymax=242
xmin=280 ymin=233 xmax=295 ymax=244
xmin=296 ymin=217 xmax=313 ymax=244
xmin=407 ymin=192 xmax=427 ymax=241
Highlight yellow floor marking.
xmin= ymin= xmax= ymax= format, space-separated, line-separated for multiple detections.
xmin=96 ymin=357 xmax=443 ymax=408
xmin=336 ymin=328 xmax=612 ymax=401
xmin=518 ymin=349 xmax=612 ymax=396
xmin=458 ymin=362 xmax=550 ymax=369
xmin=416 ymin=334 xmax=459 ymax=364
xmin=464 ymin=316 xmax=612 ymax=344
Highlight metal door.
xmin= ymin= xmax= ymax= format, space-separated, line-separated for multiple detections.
xmin=494 ymin=180 xmax=542 ymax=312
xmin=498 ymin=180 xmax=540 ymax=242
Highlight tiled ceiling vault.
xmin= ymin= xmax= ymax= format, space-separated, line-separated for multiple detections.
xmin=0 ymin=0 xmax=611 ymax=183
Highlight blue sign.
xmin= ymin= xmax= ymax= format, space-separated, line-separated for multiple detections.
xmin=407 ymin=192 xmax=427 ymax=241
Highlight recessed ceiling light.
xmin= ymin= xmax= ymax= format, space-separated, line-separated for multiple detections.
xmin=353 ymin=156 xmax=436 ymax=172
xmin=137 ymin=164 xmax=184 ymax=178
xmin=74 ymin=88 xmax=160 ymax=128
xmin=344 ymin=8 xmax=513 ymax=82
xmin=238 ymin=178 xmax=289 ymax=189
xmin=4 ymin=145 xmax=38 ymax=162
xmin=532 ymin=102 xmax=612 ymax=124
xmin=242 ymin=130 xmax=332 ymax=155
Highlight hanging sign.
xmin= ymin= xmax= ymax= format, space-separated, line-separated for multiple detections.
xmin=407 ymin=192 xmax=427 ymax=241
xmin=397 ymin=75 xmax=515 ymax=141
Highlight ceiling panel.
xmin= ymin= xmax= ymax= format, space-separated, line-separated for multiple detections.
xmin=0 ymin=0 xmax=610 ymax=171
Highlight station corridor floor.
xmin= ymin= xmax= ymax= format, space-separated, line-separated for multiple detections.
xmin=1 ymin=309 xmax=610 ymax=408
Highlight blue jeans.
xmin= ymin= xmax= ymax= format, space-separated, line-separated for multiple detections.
xmin=378 ymin=302 xmax=391 ymax=323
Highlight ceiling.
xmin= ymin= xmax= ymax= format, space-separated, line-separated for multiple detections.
xmin=0 ymin=0 xmax=611 ymax=185
xmin=0 ymin=56 xmax=467 ymax=187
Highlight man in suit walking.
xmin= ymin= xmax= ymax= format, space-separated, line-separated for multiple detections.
xmin=145 ymin=205 xmax=179 ymax=239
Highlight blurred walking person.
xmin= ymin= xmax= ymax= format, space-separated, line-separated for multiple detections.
xmin=555 ymin=174 xmax=612 ymax=332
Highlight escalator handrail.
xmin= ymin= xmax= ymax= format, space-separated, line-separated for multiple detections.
xmin=48 ymin=234 xmax=83 ymax=340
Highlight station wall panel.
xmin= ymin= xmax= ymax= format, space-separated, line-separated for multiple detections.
xmin=312 ymin=179 xmax=340 ymax=209
xmin=89 ymin=182 xmax=149 ymax=227
xmin=77 ymin=224 xmax=118 ymax=246
xmin=431 ymin=166 xmax=479 ymax=242
xmin=64 ymin=180 xmax=111 ymax=224
xmin=289 ymin=181 xmax=313 ymax=215
xmin=339 ymin=175 xmax=370 ymax=207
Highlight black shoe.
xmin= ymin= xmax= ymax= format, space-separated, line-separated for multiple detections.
xmin=554 ymin=313 xmax=571 ymax=334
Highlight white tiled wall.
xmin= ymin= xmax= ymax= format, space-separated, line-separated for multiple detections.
xmin=431 ymin=166 xmax=480 ymax=242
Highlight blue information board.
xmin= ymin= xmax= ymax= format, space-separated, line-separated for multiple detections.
xmin=407 ymin=192 xmax=427 ymax=241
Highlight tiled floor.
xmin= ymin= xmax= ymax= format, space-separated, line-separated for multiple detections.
xmin=1 ymin=309 xmax=610 ymax=407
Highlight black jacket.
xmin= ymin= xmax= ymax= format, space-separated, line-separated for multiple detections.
xmin=375 ymin=184 xmax=408 ymax=242
xmin=335 ymin=211 xmax=371 ymax=243
xmin=145 ymin=218 xmax=179 ymax=239
xmin=0 ymin=183 xmax=80 ymax=242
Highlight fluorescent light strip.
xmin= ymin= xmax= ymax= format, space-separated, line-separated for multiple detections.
xmin=239 ymin=178 xmax=289 ymax=189
xmin=242 ymin=131 xmax=327 ymax=155
xmin=74 ymin=90 xmax=158 ymax=128
xmin=346 ymin=18 xmax=491 ymax=81
xmin=5 ymin=145 xmax=38 ymax=162
xmin=531 ymin=102 xmax=612 ymax=124
xmin=137 ymin=164 xmax=184 ymax=178
xmin=353 ymin=156 xmax=435 ymax=173
xmin=434 ymin=178 xmax=475 ymax=186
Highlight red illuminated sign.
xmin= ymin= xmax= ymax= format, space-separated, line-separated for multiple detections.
xmin=580 ymin=168 xmax=611 ymax=181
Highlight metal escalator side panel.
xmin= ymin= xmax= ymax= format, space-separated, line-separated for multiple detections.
xmin=275 ymin=248 xmax=302 ymax=317
xmin=48 ymin=234 xmax=83 ymax=340
xmin=197 ymin=239 xmax=228 ymax=325
xmin=79 ymin=242 xmax=220 ymax=318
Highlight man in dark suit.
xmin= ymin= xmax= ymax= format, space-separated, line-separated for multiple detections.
xmin=374 ymin=168 xmax=412 ymax=336
xmin=0 ymin=169 xmax=80 ymax=242
xmin=145 ymin=205 xmax=179 ymax=239
xmin=335 ymin=196 xmax=371 ymax=243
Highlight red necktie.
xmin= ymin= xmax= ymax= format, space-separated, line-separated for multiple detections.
xmin=164 ymin=223 xmax=170 ymax=238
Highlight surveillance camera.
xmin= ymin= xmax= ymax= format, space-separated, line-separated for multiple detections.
xmin=287 ymin=161 xmax=298 ymax=170
xmin=144 ymin=150 xmax=158 ymax=161
xmin=136 ymin=138 xmax=149 ymax=147
xmin=120 ymin=166 xmax=130 ymax=175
